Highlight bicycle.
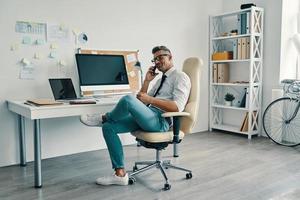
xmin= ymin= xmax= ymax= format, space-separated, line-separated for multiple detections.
xmin=263 ymin=79 xmax=300 ymax=147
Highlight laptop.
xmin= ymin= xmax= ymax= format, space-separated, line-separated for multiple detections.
xmin=49 ymin=78 xmax=96 ymax=104
xmin=49 ymin=78 xmax=78 ymax=100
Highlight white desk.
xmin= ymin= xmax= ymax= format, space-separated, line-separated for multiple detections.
xmin=7 ymin=100 xmax=117 ymax=188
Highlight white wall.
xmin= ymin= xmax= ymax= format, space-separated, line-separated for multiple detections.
xmin=280 ymin=0 xmax=300 ymax=80
xmin=222 ymin=0 xmax=283 ymax=136
xmin=0 ymin=0 xmax=222 ymax=167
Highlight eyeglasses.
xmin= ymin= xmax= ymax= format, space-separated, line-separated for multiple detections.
xmin=151 ymin=54 xmax=169 ymax=63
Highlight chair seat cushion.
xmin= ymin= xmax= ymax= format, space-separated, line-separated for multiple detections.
xmin=131 ymin=130 xmax=185 ymax=143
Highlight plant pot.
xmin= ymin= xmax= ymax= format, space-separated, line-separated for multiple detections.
xmin=225 ymin=101 xmax=232 ymax=106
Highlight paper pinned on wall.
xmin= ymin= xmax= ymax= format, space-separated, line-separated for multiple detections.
xmin=126 ymin=54 xmax=137 ymax=63
xmin=22 ymin=36 xmax=32 ymax=45
xmin=47 ymin=23 xmax=70 ymax=43
xmin=15 ymin=21 xmax=46 ymax=35
xmin=20 ymin=65 xmax=35 ymax=80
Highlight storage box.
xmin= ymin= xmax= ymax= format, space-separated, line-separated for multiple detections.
xmin=212 ymin=51 xmax=233 ymax=60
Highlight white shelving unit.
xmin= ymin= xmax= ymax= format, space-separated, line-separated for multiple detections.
xmin=209 ymin=7 xmax=264 ymax=139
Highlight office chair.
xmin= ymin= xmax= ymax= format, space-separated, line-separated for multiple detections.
xmin=129 ymin=57 xmax=202 ymax=190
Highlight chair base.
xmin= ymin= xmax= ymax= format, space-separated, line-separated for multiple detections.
xmin=129 ymin=150 xmax=192 ymax=190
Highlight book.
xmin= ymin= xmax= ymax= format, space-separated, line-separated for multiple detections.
xmin=26 ymin=99 xmax=63 ymax=106
xmin=213 ymin=63 xmax=218 ymax=83
xmin=240 ymin=111 xmax=258 ymax=132
xmin=232 ymin=39 xmax=238 ymax=60
xmin=246 ymin=37 xmax=250 ymax=59
xmin=241 ymin=37 xmax=247 ymax=59
xmin=217 ymin=63 xmax=229 ymax=83
xmin=237 ymin=38 xmax=242 ymax=60
xmin=246 ymin=12 xmax=250 ymax=34
xmin=237 ymin=14 xmax=241 ymax=34
xmin=245 ymin=87 xmax=249 ymax=109
xmin=241 ymin=13 xmax=247 ymax=34
xmin=240 ymin=112 xmax=249 ymax=132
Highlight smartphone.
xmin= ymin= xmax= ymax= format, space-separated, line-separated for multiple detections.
xmin=151 ymin=66 xmax=157 ymax=75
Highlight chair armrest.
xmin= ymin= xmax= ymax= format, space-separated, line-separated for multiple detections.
xmin=161 ymin=112 xmax=190 ymax=118
xmin=161 ymin=112 xmax=190 ymax=144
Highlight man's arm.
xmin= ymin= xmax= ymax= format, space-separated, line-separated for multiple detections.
xmin=150 ymin=98 xmax=179 ymax=112
xmin=137 ymin=92 xmax=179 ymax=112
xmin=139 ymin=66 xmax=158 ymax=93
xmin=140 ymin=80 xmax=150 ymax=93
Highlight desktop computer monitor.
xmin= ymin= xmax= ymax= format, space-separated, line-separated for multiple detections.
xmin=75 ymin=54 xmax=130 ymax=93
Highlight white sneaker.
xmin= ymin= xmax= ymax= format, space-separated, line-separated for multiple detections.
xmin=80 ymin=113 xmax=103 ymax=127
xmin=96 ymin=173 xmax=129 ymax=186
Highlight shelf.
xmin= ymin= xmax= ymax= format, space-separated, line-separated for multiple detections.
xmin=212 ymin=34 xmax=250 ymax=40
xmin=212 ymin=33 xmax=262 ymax=40
xmin=210 ymin=8 xmax=251 ymax=18
xmin=211 ymin=83 xmax=260 ymax=87
xmin=212 ymin=124 xmax=258 ymax=135
xmin=212 ymin=104 xmax=248 ymax=111
xmin=211 ymin=59 xmax=250 ymax=63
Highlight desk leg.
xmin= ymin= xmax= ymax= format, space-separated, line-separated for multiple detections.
xmin=34 ymin=119 xmax=42 ymax=188
xmin=18 ymin=115 xmax=26 ymax=166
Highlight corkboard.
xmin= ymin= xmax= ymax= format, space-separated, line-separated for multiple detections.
xmin=78 ymin=49 xmax=140 ymax=96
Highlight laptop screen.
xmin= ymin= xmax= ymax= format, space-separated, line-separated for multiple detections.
xmin=49 ymin=78 xmax=77 ymax=100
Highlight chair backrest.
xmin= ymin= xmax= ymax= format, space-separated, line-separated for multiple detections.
xmin=180 ymin=57 xmax=202 ymax=134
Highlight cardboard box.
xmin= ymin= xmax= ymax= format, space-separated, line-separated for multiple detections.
xmin=212 ymin=51 xmax=233 ymax=60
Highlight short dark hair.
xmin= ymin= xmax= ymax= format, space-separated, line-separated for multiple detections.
xmin=152 ymin=46 xmax=171 ymax=54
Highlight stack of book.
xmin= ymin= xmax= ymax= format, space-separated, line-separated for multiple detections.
xmin=232 ymin=37 xmax=250 ymax=60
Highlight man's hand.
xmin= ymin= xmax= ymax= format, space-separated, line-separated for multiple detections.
xmin=137 ymin=92 xmax=153 ymax=104
xmin=145 ymin=66 xmax=159 ymax=82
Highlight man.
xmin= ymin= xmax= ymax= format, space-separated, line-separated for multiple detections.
xmin=80 ymin=46 xmax=191 ymax=186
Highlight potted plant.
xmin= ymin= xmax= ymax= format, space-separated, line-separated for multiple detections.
xmin=224 ymin=93 xmax=235 ymax=106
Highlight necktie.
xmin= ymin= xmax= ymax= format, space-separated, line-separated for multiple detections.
xmin=153 ymin=75 xmax=167 ymax=97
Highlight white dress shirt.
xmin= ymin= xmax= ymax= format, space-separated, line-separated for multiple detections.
xmin=148 ymin=67 xmax=191 ymax=112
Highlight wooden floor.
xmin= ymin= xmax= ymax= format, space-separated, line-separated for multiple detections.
xmin=2 ymin=131 xmax=300 ymax=200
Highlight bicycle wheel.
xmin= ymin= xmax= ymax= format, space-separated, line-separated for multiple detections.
xmin=263 ymin=97 xmax=300 ymax=147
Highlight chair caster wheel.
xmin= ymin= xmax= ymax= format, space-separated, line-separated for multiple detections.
xmin=163 ymin=183 xmax=171 ymax=190
xmin=186 ymin=172 xmax=192 ymax=179
xmin=133 ymin=165 xmax=138 ymax=172
xmin=128 ymin=177 xmax=136 ymax=185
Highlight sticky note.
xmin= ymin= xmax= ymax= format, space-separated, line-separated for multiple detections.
xmin=49 ymin=52 xmax=57 ymax=58
xmin=59 ymin=24 xmax=66 ymax=31
xmin=72 ymin=28 xmax=80 ymax=35
xmin=22 ymin=36 xmax=31 ymax=45
xmin=34 ymin=53 xmax=41 ymax=59
xmin=50 ymin=43 xmax=58 ymax=49
xmin=36 ymin=39 xmax=45 ymax=45
xmin=21 ymin=58 xmax=31 ymax=65
xmin=59 ymin=60 xmax=66 ymax=66
xmin=10 ymin=43 xmax=19 ymax=51
xmin=126 ymin=54 xmax=137 ymax=63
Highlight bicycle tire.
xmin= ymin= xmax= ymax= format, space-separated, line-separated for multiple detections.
xmin=263 ymin=97 xmax=300 ymax=147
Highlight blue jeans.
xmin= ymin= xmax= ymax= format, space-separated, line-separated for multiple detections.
xmin=102 ymin=95 xmax=170 ymax=169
